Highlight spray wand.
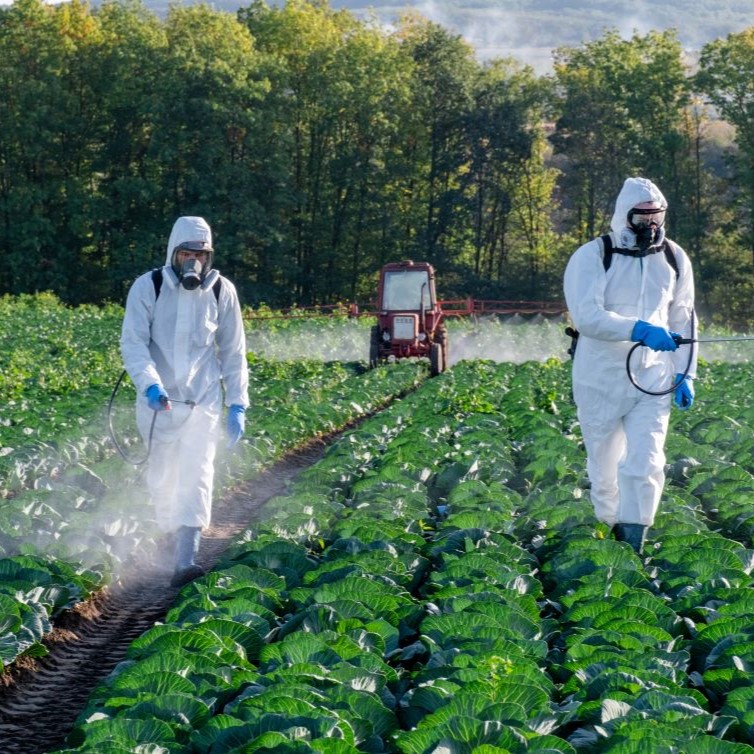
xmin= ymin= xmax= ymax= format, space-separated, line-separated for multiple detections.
xmin=672 ymin=335 xmax=754 ymax=344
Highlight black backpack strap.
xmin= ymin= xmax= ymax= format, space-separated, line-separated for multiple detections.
xmin=212 ymin=277 xmax=222 ymax=303
xmin=663 ymin=241 xmax=680 ymax=280
xmin=601 ymin=234 xmax=614 ymax=272
xmin=151 ymin=267 xmax=163 ymax=300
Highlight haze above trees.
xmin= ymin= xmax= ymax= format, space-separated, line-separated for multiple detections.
xmin=136 ymin=0 xmax=754 ymax=74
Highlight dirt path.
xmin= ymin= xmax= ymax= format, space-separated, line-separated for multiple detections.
xmin=0 ymin=440 xmax=326 ymax=754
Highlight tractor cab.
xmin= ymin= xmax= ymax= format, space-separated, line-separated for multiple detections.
xmin=381 ymin=266 xmax=432 ymax=312
xmin=370 ymin=260 xmax=448 ymax=376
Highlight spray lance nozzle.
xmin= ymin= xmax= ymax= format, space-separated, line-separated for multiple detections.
xmin=160 ymin=395 xmax=196 ymax=408
xmin=672 ymin=334 xmax=754 ymax=345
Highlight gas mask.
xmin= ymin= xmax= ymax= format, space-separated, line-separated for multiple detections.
xmin=171 ymin=242 xmax=213 ymax=290
xmin=179 ymin=257 xmax=203 ymax=290
xmin=634 ymin=225 xmax=658 ymax=251
xmin=628 ymin=203 xmax=666 ymax=252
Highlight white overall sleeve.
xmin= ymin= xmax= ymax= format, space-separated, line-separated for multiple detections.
xmin=563 ymin=240 xmax=637 ymax=342
xmin=215 ymin=279 xmax=250 ymax=409
xmin=120 ymin=274 xmax=162 ymax=394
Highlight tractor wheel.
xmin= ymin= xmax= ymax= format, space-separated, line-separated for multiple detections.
xmin=369 ymin=325 xmax=380 ymax=368
xmin=430 ymin=342 xmax=444 ymax=377
xmin=437 ymin=324 xmax=449 ymax=371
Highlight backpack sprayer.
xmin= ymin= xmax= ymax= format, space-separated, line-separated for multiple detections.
xmin=107 ymin=369 xmax=195 ymax=466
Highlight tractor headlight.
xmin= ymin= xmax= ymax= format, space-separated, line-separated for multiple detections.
xmin=382 ymin=331 xmax=391 ymax=342
xmin=417 ymin=333 xmax=427 ymax=342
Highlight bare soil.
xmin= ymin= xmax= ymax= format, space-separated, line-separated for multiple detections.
xmin=0 ymin=439 xmax=327 ymax=754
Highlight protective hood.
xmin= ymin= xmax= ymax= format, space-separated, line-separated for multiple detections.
xmin=611 ymin=177 xmax=667 ymax=249
xmin=165 ymin=216 xmax=213 ymax=267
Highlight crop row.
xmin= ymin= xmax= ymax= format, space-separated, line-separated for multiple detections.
xmin=50 ymin=358 xmax=754 ymax=753
xmin=6 ymin=294 xmax=754 ymax=751
xmin=0 ymin=345 xmax=428 ymax=673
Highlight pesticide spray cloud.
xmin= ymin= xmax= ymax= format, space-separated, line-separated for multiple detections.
xmin=245 ymin=316 xmax=754 ymax=366
xmin=446 ymin=317 xmax=754 ymax=365
xmin=247 ymin=318 xmax=371 ymax=363
xmin=8 ymin=409 xmax=166 ymax=583
xmin=245 ymin=315 xmax=571 ymax=365
xmin=447 ymin=315 xmax=569 ymax=364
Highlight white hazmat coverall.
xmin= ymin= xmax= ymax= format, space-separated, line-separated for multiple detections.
xmin=563 ymin=178 xmax=696 ymax=528
xmin=120 ymin=217 xmax=249 ymax=533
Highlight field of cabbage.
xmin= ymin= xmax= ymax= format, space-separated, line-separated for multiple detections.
xmin=4 ymin=294 xmax=754 ymax=753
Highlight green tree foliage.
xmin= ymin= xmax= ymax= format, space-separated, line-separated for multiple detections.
xmin=240 ymin=0 xmax=417 ymax=305
xmin=84 ymin=0 xmax=169 ymax=300
xmin=551 ymin=30 xmax=691 ymax=240
xmin=1 ymin=0 xmax=753 ymax=324
xmin=151 ymin=5 xmax=269 ymax=302
xmin=696 ymin=29 xmax=754 ymax=262
xmin=0 ymin=0 xmax=106 ymax=300
xmin=395 ymin=14 xmax=477 ymax=269
xmin=463 ymin=61 xmax=559 ymax=298
xmin=0 ymin=0 xmax=270 ymax=304
xmin=548 ymin=28 xmax=750 ymax=322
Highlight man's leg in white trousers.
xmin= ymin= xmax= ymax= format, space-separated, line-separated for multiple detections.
xmin=580 ymin=416 xmax=627 ymax=528
xmin=618 ymin=395 xmax=671 ymax=527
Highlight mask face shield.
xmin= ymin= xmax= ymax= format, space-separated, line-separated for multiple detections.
xmin=171 ymin=241 xmax=213 ymax=290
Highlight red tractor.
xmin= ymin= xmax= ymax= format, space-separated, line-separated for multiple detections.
xmin=369 ymin=260 xmax=449 ymax=376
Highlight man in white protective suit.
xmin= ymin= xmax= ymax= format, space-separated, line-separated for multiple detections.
xmin=120 ymin=216 xmax=249 ymax=587
xmin=563 ymin=177 xmax=697 ymax=556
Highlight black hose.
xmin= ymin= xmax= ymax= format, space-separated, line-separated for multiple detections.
xmin=625 ymin=311 xmax=696 ymax=396
xmin=107 ymin=369 xmax=158 ymax=466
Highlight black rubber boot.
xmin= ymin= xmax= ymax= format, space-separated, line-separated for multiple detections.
xmin=170 ymin=526 xmax=204 ymax=587
xmin=170 ymin=564 xmax=204 ymax=588
xmin=613 ymin=523 xmax=647 ymax=556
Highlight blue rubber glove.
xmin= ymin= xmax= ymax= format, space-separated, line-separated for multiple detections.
xmin=673 ymin=373 xmax=694 ymax=410
xmin=226 ymin=404 xmax=246 ymax=448
xmin=145 ymin=383 xmax=170 ymax=411
xmin=631 ymin=320 xmax=678 ymax=352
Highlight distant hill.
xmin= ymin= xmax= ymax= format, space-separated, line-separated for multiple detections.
xmin=138 ymin=0 xmax=754 ymax=74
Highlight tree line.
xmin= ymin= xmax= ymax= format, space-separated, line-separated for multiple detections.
xmin=2 ymin=0 xmax=754 ymax=325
